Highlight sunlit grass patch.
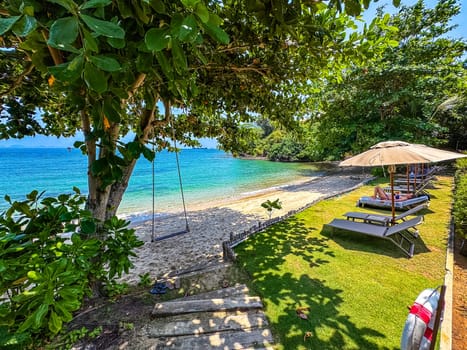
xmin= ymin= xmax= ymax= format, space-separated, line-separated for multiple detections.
xmin=235 ymin=176 xmax=452 ymax=350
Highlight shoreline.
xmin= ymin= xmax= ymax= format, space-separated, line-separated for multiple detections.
xmin=120 ymin=168 xmax=371 ymax=284
xmin=125 ymin=174 xmax=322 ymax=226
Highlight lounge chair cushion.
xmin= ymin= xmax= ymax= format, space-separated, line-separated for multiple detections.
xmin=344 ymin=203 xmax=428 ymax=225
xmin=357 ymin=195 xmax=429 ymax=210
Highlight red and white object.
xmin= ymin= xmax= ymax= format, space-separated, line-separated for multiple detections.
xmin=401 ymin=288 xmax=440 ymax=350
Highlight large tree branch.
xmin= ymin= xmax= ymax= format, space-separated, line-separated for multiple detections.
xmin=81 ymin=107 xmax=97 ymax=205
xmin=105 ymin=96 xmax=160 ymax=219
xmin=126 ymin=73 xmax=146 ymax=103
xmin=191 ymin=64 xmax=270 ymax=77
xmin=41 ymin=30 xmax=63 ymax=65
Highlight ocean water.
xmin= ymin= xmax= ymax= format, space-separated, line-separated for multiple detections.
xmin=0 ymin=148 xmax=331 ymax=221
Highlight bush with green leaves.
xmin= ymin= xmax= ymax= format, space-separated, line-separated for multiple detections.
xmin=453 ymin=158 xmax=467 ymax=255
xmin=261 ymin=198 xmax=282 ymax=219
xmin=0 ymin=189 xmax=143 ymax=348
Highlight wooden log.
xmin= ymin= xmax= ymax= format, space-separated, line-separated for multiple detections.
xmin=152 ymin=296 xmax=263 ymax=317
xmin=180 ymin=284 xmax=250 ymax=301
xmin=145 ymin=310 xmax=269 ymax=337
xmin=149 ymin=328 xmax=274 ymax=350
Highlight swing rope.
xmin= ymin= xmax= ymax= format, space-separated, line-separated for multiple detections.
xmin=170 ymin=113 xmax=190 ymax=233
xmin=151 ymin=138 xmax=156 ymax=242
xmin=150 ymin=106 xmax=190 ymax=242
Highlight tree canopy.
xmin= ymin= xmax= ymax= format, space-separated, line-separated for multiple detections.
xmin=239 ymin=0 xmax=466 ymax=161
xmin=0 ymin=0 xmax=395 ymax=220
xmin=306 ymin=0 xmax=466 ymax=159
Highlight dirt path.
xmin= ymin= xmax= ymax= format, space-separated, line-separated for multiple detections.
xmin=452 ymin=235 xmax=467 ymax=349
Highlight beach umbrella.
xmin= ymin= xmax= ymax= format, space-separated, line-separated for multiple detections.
xmin=339 ymin=141 xmax=466 ymax=223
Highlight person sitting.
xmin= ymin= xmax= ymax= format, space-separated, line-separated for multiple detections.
xmin=373 ymin=186 xmax=414 ymax=201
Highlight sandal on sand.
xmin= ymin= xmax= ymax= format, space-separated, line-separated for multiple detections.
xmin=150 ymin=282 xmax=167 ymax=295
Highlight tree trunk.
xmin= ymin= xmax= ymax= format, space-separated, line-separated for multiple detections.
xmin=89 ymin=100 xmax=163 ymax=221
xmin=105 ymin=160 xmax=137 ymax=220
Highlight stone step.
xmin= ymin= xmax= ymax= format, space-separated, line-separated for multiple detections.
xmin=147 ymin=328 xmax=274 ymax=349
xmin=181 ymin=284 xmax=250 ymax=301
xmin=152 ymin=296 xmax=263 ymax=317
xmin=143 ymin=309 xmax=268 ymax=337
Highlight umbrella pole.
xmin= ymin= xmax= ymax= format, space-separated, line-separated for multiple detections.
xmin=406 ymin=165 xmax=410 ymax=194
xmin=414 ymin=165 xmax=418 ymax=192
xmin=389 ymin=165 xmax=396 ymax=224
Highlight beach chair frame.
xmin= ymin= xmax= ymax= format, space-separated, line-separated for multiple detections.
xmin=325 ymin=216 xmax=424 ymax=257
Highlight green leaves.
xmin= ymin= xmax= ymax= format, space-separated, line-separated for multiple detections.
xmin=48 ymin=60 xmax=82 ymax=82
xmin=0 ymin=16 xmax=21 ymax=35
xmin=80 ymin=219 xmax=97 ymax=234
xmin=84 ymin=62 xmax=108 ymax=93
xmin=172 ymin=39 xmax=187 ymax=73
xmin=261 ymin=198 xmax=282 ymax=219
xmin=80 ymin=14 xmax=125 ymax=39
xmin=181 ymin=0 xmax=200 ymax=8
xmin=194 ymin=2 xmax=210 ymax=23
xmin=48 ymin=311 xmax=62 ymax=334
xmin=201 ymin=17 xmax=229 ymax=44
xmin=47 ymin=0 xmax=77 ymax=12
xmin=179 ymin=15 xmax=198 ymax=42
xmin=0 ymin=188 xmax=143 ymax=344
xmin=147 ymin=0 xmax=166 ymax=14
xmin=145 ymin=28 xmax=171 ymax=51
xmin=89 ymin=55 xmax=121 ymax=72
xmin=80 ymin=0 xmax=112 ymax=10
xmin=48 ymin=17 xmax=79 ymax=48
xmin=12 ymin=16 xmax=37 ymax=36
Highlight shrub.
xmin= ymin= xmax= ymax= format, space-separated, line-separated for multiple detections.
xmin=261 ymin=199 xmax=282 ymax=219
xmin=453 ymin=158 xmax=467 ymax=255
xmin=0 ymin=189 xmax=143 ymax=348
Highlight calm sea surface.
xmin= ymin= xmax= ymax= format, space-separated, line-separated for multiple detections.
xmin=0 ymin=148 xmax=331 ymax=221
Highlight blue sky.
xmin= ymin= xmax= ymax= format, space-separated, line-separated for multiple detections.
xmin=1 ymin=0 xmax=465 ymax=149
xmin=365 ymin=0 xmax=466 ymax=38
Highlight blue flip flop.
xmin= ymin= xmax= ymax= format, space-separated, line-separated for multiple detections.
xmin=150 ymin=282 xmax=167 ymax=294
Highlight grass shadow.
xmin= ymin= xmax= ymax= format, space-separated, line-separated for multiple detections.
xmin=234 ymin=175 xmax=453 ymax=349
xmin=235 ymin=216 xmax=397 ymax=349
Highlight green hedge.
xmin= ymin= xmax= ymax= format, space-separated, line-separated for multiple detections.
xmin=0 ymin=189 xmax=143 ymax=349
xmin=453 ymin=158 xmax=467 ymax=255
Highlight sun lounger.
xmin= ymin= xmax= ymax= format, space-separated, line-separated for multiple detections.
xmin=394 ymin=176 xmax=435 ymax=186
xmin=396 ymin=167 xmax=437 ymax=180
xmin=326 ymin=216 xmax=424 ymax=257
xmin=386 ymin=181 xmax=433 ymax=196
xmin=344 ymin=203 xmax=428 ymax=226
xmin=357 ymin=195 xmax=429 ymax=210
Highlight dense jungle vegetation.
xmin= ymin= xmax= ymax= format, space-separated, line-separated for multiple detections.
xmin=241 ymin=1 xmax=467 ymax=161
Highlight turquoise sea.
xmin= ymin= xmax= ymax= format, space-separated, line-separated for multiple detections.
xmin=0 ymin=148 xmax=330 ymax=222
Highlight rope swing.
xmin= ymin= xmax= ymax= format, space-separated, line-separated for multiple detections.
xmin=151 ymin=103 xmax=190 ymax=242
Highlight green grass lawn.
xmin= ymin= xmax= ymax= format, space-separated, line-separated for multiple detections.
xmin=235 ymin=176 xmax=452 ymax=350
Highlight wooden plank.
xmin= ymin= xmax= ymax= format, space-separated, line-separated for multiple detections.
xmin=145 ymin=310 xmax=269 ymax=337
xmin=181 ymin=284 xmax=250 ymax=301
xmin=152 ymin=296 xmax=263 ymax=317
xmin=148 ymin=328 xmax=274 ymax=349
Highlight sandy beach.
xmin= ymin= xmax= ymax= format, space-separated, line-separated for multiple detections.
xmin=121 ymin=169 xmax=371 ymax=284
